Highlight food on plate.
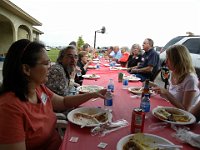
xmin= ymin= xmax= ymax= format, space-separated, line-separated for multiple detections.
xmin=73 ymin=111 xmax=108 ymax=125
xmin=123 ymin=138 xmax=145 ymax=150
xmin=89 ymin=74 xmax=97 ymax=78
xmin=128 ymin=87 xmax=153 ymax=95
xmin=154 ymin=108 xmax=191 ymax=122
xmin=154 ymin=109 xmax=171 ymax=120
xmin=78 ymin=85 xmax=103 ymax=93
xmin=123 ymin=134 xmax=156 ymax=150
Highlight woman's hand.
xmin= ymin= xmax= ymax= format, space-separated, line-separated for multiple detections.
xmin=152 ymin=86 xmax=168 ymax=97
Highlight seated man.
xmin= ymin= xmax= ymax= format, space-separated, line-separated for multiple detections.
xmin=109 ymin=46 xmax=122 ymax=62
xmin=128 ymin=38 xmax=160 ymax=82
xmin=45 ymin=45 xmax=79 ymax=96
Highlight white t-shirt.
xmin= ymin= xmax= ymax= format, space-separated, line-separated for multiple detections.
xmin=169 ymin=73 xmax=200 ymax=106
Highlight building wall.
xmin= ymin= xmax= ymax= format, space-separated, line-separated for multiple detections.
xmin=0 ymin=21 xmax=13 ymax=54
xmin=0 ymin=6 xmax=40 ymax=55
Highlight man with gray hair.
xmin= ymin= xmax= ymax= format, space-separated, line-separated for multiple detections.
xmin=45 ymin=45 xmax=79 ymax=96
xmin=129 ymin=38 xmax=160 ymax=81
xmin=109 ymin=46 xmax=122 ymax=61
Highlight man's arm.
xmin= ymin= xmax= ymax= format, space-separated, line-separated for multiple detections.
xmin=130 ymin=65 xmax=153 ymax=74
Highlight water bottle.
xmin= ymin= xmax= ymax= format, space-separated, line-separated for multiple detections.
xmin=107 ymin=79 xmax=114 ymax=92
xmin=104 ymin=89 xmax=113 ymax=112
xmin=140 ymin=94 xmax=150 ymax=113
xmin=96 ymin=62 xmax=100 ymax=69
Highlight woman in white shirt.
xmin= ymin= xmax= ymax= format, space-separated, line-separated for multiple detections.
xmin=153 ymin=45 xmax=200 ymax=111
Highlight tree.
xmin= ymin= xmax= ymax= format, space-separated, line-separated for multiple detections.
xmin=77 ymin=36 xmax=84 ymax=52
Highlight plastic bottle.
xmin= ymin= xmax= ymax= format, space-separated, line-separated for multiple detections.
xmin=104 ymin=89 xmax=113 ymax=112
xmin=140 ymin=94 xmax=151 ymax=119
xmin=107 ymin=79 xmax=114 ymax=92
xmin=140 ymin=94 xmax=150 ymax=113
xmin=96 ymin=62 xmax=100 ymax=69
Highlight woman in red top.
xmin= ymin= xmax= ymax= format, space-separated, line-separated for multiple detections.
xmin=118 ymin=47 xmax=130 ymax=67
xmin=0 ymin=39 xmax=106 ymax=150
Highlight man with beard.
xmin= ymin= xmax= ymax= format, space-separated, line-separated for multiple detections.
xmin=46 ymin=45 xmax=80 ymax=96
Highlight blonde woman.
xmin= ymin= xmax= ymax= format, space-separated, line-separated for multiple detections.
xmin=153 ymin=45 xmax=200 ymax=110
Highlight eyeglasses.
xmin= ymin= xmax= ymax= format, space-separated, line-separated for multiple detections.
xmin=65 ymin=54 xmax=78 ymax=59
xmin=36 ymin=60 xmax=51 ymax=66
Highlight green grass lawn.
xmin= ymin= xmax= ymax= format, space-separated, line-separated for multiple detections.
xmin=47 ymin=49 xmax=60 ymax=62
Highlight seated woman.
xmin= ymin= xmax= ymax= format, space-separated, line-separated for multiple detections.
xmin=127 ymin=44 xmax=142 ymax=72
xmin=0 ymin=39 xmax=106 ymax=150
xmin=189 ymin=82 xmax=200 ymax=122
xmin=118 ymin=47 xmax=130 ymax=67
xmin=153 ymin=45 xmax=200 ymax=111
xmin=76 ymin=51 xmax=92 ymax=85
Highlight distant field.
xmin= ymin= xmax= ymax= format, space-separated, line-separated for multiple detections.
xmin=47 ymin=49 xmax=60 ymax=62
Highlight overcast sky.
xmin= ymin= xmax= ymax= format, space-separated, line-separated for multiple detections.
xmin=10 ymin=0 xmax=200 ymax=48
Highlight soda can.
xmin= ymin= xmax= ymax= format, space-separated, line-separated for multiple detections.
xmin=118 ymin=73 xmax=123 ymax=82
xmin=131 ymin=108 xmax=145 ymax=133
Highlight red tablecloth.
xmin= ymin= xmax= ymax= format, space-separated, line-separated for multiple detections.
xmin=59 ymin=60 xmax=200 ymax=150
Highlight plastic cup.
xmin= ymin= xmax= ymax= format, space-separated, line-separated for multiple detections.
xmin=122 ymin=77 xmax=129 ymax=89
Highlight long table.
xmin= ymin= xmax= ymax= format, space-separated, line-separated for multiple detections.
xmin=59 ymin=61 xmax=200 ymax=150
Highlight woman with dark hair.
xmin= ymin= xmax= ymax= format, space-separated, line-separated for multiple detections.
xmin=0 ymin=39 xmax=106 ymax=150
xmin=76 ymin=51 xmax=91 ymax=85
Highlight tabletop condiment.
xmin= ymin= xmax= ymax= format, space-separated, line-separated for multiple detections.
xmin=118 ymin=72 xmax=123 ymax=82
xmin=131 ymin=108 xmax=145 ymax=133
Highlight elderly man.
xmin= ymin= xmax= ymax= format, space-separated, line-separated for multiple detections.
xmin=46 ymin=45 xmax=79 ymax=96
xmin=109 ymin=46 xmax=122 ymax=61
xmin=129 ymin=38 xmax=160 ymax=82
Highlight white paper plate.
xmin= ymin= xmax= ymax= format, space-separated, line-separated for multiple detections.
xmin=67 ymin=107 xmax=112 ymax=127
xmin=77 ymin=85 xmax=104 ymax=93
xmin=92 ymin=60 xmax=99 ymax=64
xmin=117 ymin=133 xmax=179 ymax=150
xmin=82 ymin=74 xmax=100 ymax=79
xmin=152 ymin=106 xmax=196 ymax=125
xmin=128 ymin=87 xmax=154 ymax=95
xmin=87 ymin=65 xmax=96 ymax=69
xmin=115 ymin=63 xmax=121 ymax=66
xmin=104 ymin=64 xmax=110 ymax=67
xmin=93 ymin=58 xmax=99 ymax=61
xmin=121 ymin=67 xmax=128 ymax=70
xmin=109 ymin=67 xmax=118 ymax=70
xmin=125 ymin=76 xmax=140 ymax=81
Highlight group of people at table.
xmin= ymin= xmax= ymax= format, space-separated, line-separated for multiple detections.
xmin=0 ymin=38 xmax=200 ymax=150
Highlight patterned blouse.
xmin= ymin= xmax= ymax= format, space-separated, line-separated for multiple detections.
xmin=45 ymin=63 xmax=75 ymax=96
